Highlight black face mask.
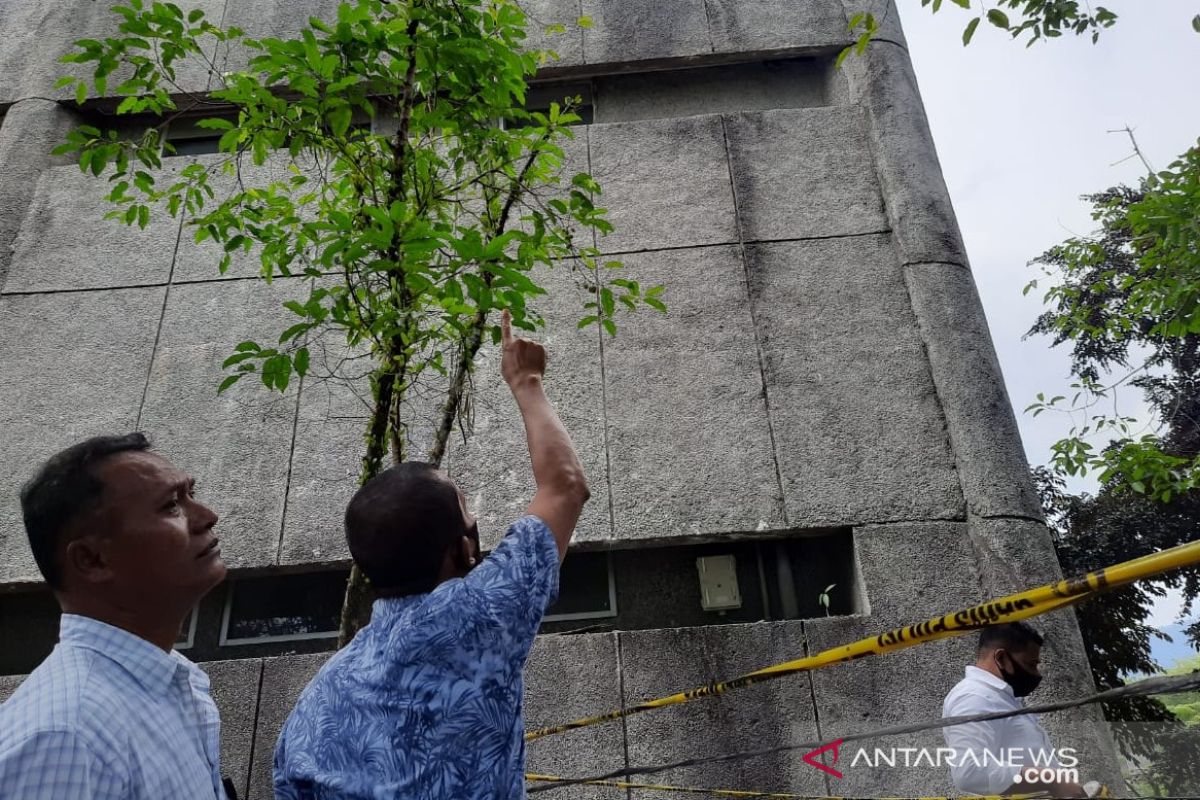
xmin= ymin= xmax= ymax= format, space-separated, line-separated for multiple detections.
xmin=998 ymin=653 xmax=1043 ymax=698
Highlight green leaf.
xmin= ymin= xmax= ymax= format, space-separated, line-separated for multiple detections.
xmin=962 ymin=16 xmax=980 ymax=45
xmin=328 ymin=105 xmax=352 ymax=137
xmin=986 ymin=9 xmax=1009 ymax=29
xmin=217 ymin=374 xmax=242 ymax=394
xmin=75 ymin=81 xmax=87 ymax=105
xmin=1193 ymin=14 xmax=1200 ymax=33
xmin=294 ymin=346 xmax=310 ymax=376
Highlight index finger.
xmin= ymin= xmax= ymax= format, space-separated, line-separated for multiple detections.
xmin=501 ymin=308 xmax=513 ymax=346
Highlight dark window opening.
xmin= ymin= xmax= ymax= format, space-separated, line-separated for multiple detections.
xmin=221 ymin=571 xmax=346 ymax=645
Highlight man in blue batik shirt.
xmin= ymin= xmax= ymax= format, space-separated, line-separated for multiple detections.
xmin=274 ymin=309 xmax=591 ymax=800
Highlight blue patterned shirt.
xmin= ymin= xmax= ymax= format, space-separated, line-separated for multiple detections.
xmin=274 ymin=515 xmax=560 ymax=800
xmin=0 ymin=614 xmax=225 ymax=800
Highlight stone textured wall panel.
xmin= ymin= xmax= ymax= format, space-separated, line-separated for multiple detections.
xmin=705 ymin=0 xmax=848 ymax=54
xmin=445 ymin=265 xmax=612 ymax=550
xmin=4 ymin=164 xmax=181 ymax=293
xmin=580 ymin=0 xmax=711 ymax=65
xmin=746 ymin=236 xmax=964 ymax=527
xmin=725 ymin=106 xmax=889 ymax=242
xmin=842 ymin=40 xmax=969 ymax=266
xmin=905 ymin=262 xmax=1043 ymax=519
xmin=618 ymin=622 xmax=826 ymax=797
xmin=589 ymin=115 xmax=737 ymax=253
xmin=0 ymin=0 xmax=222 ymax=107
xmin=524 ymin=632 xmax=625 ymax=799
xmin=603 ymin=245 xmax=786 ymax=541
xmin=0 ymin=100 xmax=79 ymax=282
xmin=138 ymin=279 xmax=302 ymax=570
xmin=0 ymin=287 xmax=166 ymax=583
xmin=200 ymin=657 xmax=264 ymax=800
xmin=247 ymin=652 xmax=328 ymax=800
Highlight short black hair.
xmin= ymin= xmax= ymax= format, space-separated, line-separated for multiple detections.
xmin=345 ymin=461 xmax=471 ymax=595
xmin=20 ymin=432 xmax=152 ymax=589
xmin=978 ymin=621 xmax=1045 ymax=656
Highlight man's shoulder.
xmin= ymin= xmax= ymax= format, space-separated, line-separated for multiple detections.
xmin=944 ymin=673 xmax=1014 ymax=714
xmin=1 ymin=647 xmax=134 ymax=749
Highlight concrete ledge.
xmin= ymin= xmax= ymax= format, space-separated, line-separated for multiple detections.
xmin=905 ymin=262 xmax=1044 ymax=519
xmin=842 ymin=40 xmax=969 ymax=267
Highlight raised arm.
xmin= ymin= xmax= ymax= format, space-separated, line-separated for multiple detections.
xmin=501 ymin=309 xmax=590 ymax=560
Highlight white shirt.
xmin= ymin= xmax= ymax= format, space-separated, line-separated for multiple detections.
xmin=942 ymin=665 xmax=1059 ymax=795
xmin=0 ymin=614 xmax=225 ymax=800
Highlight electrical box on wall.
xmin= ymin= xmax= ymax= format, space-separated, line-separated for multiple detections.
xmin=696 ymin=554 xmax=742 ymax=611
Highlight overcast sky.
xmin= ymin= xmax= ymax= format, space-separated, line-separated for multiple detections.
xmin=899 ymin=2 xmax=1200 ymax=631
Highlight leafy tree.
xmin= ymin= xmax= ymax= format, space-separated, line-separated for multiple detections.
xmin=1027 ymin=156 xmax=1200 ymax=790
xmin=53 ymin=0 xmax=664 ymax=642
xmin=843 ymin=0 xmax=1123 ymax=64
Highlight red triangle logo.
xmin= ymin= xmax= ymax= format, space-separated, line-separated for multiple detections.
xmin=801 ymin=739 xmax=844 ymax=779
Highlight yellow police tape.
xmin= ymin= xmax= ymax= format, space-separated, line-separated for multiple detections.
xmin=525 ymin=538 xmax=1200 ymax=741
xmin=525 ymin=773 xmax=1049 ymax=799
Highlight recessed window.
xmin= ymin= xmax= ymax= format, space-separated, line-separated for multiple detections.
xmin=220 ymin=571 xmax=347 ymax=645
xmin=545 ymin=552 xmax=616 ymax=621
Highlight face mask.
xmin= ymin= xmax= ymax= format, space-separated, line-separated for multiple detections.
xmin=998 ymin=653 xmax=1043 ymax=698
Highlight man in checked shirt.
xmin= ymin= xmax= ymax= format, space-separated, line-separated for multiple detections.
xmin=0 ymin=433 xmax=230 ymax=799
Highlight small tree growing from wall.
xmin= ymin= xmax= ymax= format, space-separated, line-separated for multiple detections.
xmin=54 ymin=0 xmax=664 ymax=641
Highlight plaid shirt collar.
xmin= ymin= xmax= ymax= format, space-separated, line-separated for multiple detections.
xmin=59 ymin=613 xmax=195 ymax=697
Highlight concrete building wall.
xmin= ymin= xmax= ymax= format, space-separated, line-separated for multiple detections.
xmin=0 ymin=0 xmax=1122 ymax=795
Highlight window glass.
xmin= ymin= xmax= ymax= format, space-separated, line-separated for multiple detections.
xmin=223 ymin=571 xmax=347 ymax=643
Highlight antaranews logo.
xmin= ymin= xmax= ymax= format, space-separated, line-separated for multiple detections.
xmin=800 ymin=741 xmax=1079 ymax=786
xmin=800 ymin=739 xmax=844 ymax=779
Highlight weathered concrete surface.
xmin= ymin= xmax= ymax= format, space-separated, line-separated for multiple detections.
xmin=4 ymin=164 xmax=182 ymax=293
xmin=0 ymin=100 xmax=79 ymax=282
xmin=247 ymin=652 xmax=329 ymax=800
xmin=705 ymin=0 xmax=848 ymax=53
xmin=0 ymin=0 xmax=222 ymax=107
xmin=520 ymin=0 xmax=586 ymax=69
xmin=446 ymin=264 xmax=611 ymax=550
xmin=216 ymin=0 xmax=340 ymax=76
xmin=619 ymin=622 xmax=827 ymax=797
xmin=746 ymin=235 xmax=964 ymax=527
xmin=843 ymin=40 xmax=969 ymax=266
xmin=0 ymin=673 xmax=24 ymax=702
xmin=906 ymin=262 xmax=1043 ymax=519
xmin=725 ymin=107 xmax=888 ymax=242
xmin=524 ymin=632 xmax=625 ymax=799
xmin=0 ymin=287 xmax=166 ymax=584
xmin=589 ymin=115 xmax=737 ymax=253
xmin=603 ymin=245 xmax=786 ymax=541
xmin=138 ymin=279 xmax=303 ymax=570
xmin=841 ymin=0 xmax=908 ymax=49
xmin=580 ymin=0 xmax=711 ymax=65
xmin=169 ymin=152 xmax=322 ymax=284
xmin=200 ymin=657 xmax=264 ymax=800
xmin=592 ymin=59 xmax=830 ymax=124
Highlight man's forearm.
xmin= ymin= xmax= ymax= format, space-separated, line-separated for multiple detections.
xmin=511 ymin=377 xmax=588 ymax=500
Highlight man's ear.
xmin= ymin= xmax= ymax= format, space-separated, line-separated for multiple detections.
xmin=459 ymin=535 xmax=477 ymax=569
xmin=64 ymin=535 xmax=115 ymax=586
